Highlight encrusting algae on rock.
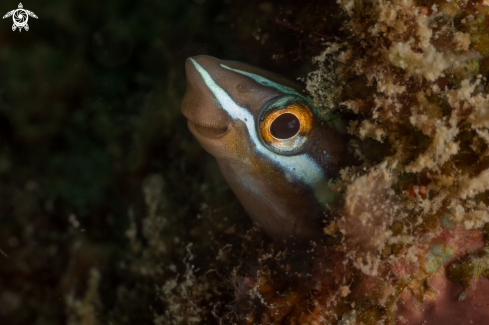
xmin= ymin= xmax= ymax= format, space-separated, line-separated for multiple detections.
xmin=220 ymin=0 xmax=489 ymax=323
xmin=166 ymin=0 xmax=489 ymax=324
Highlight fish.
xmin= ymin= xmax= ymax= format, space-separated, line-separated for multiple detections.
xmin=181 ymin=55 xmax=352 ymax=239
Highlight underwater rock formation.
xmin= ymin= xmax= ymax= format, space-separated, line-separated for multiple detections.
xmin=232 ymin=0 xmax=489 ymax=323
xmin=181 ymin=55 xmax=352 ymax=240
xmin=173 ymin=0 xmax=489 ymax=324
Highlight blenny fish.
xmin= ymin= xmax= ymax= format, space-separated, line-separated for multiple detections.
xmin=181 ymin=55 xmax=351 ymax=239
xmin=181 ymin=56 xmax=489 ymax=324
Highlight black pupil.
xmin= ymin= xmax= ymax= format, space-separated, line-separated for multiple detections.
xmin=270 ymin=113 xmax=300 ymax=139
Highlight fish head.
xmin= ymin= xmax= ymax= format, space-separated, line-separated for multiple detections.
xmin=182 ymin=55 xmax=351 ymax=240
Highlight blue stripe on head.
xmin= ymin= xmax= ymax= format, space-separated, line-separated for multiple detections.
xmin=220 ymin=63 xmax=341 ymax=124
xmin=220 ymin=64 xmax=306 ymax=99
xmin=189 ymin=58 xmax=335 ymax=206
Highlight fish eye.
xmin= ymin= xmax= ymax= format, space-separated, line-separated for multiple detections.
xmin=257 ymin=95 xmax=314 ymax=155
xmin=270 ymin=113 xmax=300 ymax=139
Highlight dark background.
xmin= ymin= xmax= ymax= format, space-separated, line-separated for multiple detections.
xmin=0 ymin=0 xmax=343 ymax=323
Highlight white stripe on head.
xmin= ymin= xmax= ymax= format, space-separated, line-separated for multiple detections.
xmin=190 ymin=58 xmax=335 ymax=206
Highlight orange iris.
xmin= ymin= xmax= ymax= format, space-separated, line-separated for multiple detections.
xmin=259 ymin=101 xmax=314 ymax=152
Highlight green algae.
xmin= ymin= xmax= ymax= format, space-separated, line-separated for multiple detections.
xmin=467 ymin=9 xmax=489 ymax=57
xmin=442 ymin=215 xmax=456 ymax=229
xmin=424 ymin=244 xmax=455 ymax=273
xmin=448 ymin=246 xmax=489 ymax=290
xmin=483 ymin=223 xmax=489 ymax=242
xmin=1 ymin=0 xmax=484 ymax=323
xmin=356 ymin=305 xmax=385 ymax=325
xmin=451 ymin=59 xmax=480 ymax=85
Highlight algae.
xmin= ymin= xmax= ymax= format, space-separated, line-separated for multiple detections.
xmin=0 ymin=0 xmax=281 ymax=324
xmin=3 ymin=0 xmax=489 ymax=324
xmin=233 ymin=0 xmax=489 ymax=322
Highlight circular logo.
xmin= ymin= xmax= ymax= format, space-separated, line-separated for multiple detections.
xmin=2 ymin=3 xmax=38 ymax=32
xmin=13 ymin=9 xmax=28 ymax=28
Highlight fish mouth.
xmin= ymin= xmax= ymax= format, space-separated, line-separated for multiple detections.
xmin=181 ymin=56 xmax=233 ymax=140
xmin=186 ymin=119 xmax=229 ymax=140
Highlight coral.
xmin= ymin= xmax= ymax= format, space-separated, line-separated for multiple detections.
xmin=3 ymin=0 xmax=489 ymax=324
xmin=224 ymin=0 xmax=489 ymax=323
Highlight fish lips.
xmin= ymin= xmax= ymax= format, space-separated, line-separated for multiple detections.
xmin=181 ymin=56 xmax=232 ymax=139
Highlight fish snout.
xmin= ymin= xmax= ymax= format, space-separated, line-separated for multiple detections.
xmin=181 ymin=56 xmax=232 ymax=134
